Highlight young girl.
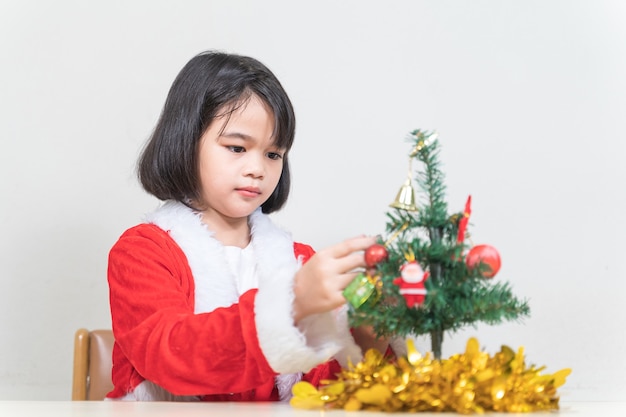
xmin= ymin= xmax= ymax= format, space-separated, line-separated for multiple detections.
xmin=107 ymin=50 xmax=390 ymax=402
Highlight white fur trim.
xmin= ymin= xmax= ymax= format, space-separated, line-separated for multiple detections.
xmin=330 ymin=305 xmax=363 ymax=367
xmin=145 ymin=201 xmax=239 ymax=313
xmin=389 ymin=336 xmax=408 ymax=358
xmin=275 ymin=373 xmax=302 ymax=402
xmin=250 ymin=209 xmax=362 ymax=373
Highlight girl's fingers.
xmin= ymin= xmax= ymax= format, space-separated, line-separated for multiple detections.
xmin=293 ymin=236 xmax=378 ymax=321
xmin=324 ymin=236 xmax=377 ymax=273
xmin=328 ymin=236 xmax=376 ymax=258
xmin=333 ymin=252 xmax=369 ymax=275
xmin=337 ymin=271 xmax=360 ymax=290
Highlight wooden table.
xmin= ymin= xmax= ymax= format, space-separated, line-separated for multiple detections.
xmin=0 ymin=401 xmax=626 ymax=417
xmin=0 ymin=401 xmax=624 ymax=416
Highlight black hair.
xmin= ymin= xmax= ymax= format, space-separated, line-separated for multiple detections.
xmin=138 ymin=51 xmax=296 ymax=214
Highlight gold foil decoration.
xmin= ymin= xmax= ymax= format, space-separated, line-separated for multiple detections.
xmin=290 ymin=338 xmax=571 ymax=414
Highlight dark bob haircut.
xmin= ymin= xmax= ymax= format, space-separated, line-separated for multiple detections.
xmin=138 ymin=51 xmax=296 ymax=214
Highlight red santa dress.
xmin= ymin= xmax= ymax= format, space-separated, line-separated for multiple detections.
xmin=107 ymin=201 xmax=362 ymax=401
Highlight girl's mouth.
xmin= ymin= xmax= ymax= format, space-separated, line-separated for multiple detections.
xmin=236 ymin=187 xmax=261 ymax=198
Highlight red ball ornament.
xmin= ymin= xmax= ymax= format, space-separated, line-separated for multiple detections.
xmin=466 ymin=244 xmax=501 ymax=278
xmin=364 ymin=244 xmax=388 ymax=268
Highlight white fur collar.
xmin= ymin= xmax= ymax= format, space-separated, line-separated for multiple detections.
xmin=144 ymin=201 xmax=296 ymax=313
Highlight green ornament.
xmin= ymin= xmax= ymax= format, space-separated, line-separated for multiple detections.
xmin=343 ymin=273 xmax=379 ymax=308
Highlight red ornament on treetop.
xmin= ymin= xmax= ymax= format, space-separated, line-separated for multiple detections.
xmin=466 ymin=244 xmax=501 ymax=278
xmin=364 ymin=244 xmax=388 ymax=268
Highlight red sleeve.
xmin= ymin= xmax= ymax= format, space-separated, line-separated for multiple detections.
xmin=108 ymin=225 xmax=275 ymax=396
xmin=293 ymin=242 xmax=345 ymax=385
xmin=293 ymin=242 xmax=315 ymax=263
xmin=302 ymin=360 xmax=343 ymax=387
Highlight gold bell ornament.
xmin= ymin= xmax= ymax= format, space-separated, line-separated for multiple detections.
xmin=389 ymin=131 xmax=437 ymax=212
xmin=389 ymin=177 xmax=418 ymax=212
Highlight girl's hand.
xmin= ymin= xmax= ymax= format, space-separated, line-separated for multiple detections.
xmin=292 ymin=235 xmax=376 ymax=323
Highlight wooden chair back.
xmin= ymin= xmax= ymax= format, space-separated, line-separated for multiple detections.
xmin=72 ymin=328 xmax=114 ymax=400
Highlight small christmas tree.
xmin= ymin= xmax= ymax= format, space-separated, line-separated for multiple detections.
xmin=291 ymin=131 xmax=567 ymax=413
xmin=344 ymin=129 xmax=530 ymax=359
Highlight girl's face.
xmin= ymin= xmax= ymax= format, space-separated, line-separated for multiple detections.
xmin=196 ymin=95 xmax=285 ymax=227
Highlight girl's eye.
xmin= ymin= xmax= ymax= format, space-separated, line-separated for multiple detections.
xmin=227 ymin=146 xmax=245 ymax=153
xmin=267 ymin=152 xmax=283 ymax=160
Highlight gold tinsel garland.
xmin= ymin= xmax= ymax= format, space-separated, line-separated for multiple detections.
xmin=290 ymin=338 xmax=571 ymax=414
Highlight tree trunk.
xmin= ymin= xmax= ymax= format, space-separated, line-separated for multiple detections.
xmin=430 ymin=329 xmax=444 ymax=360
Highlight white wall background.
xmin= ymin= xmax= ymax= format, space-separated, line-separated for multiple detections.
xmin=1 ymin=0 xmax=624 ymax=402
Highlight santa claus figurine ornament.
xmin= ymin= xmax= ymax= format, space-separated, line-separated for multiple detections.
xmin=393 ymin=252 xmax=429 ymax=308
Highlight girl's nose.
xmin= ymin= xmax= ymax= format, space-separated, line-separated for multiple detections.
xmin=244 ymin=153 xmax=265 ymax=178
